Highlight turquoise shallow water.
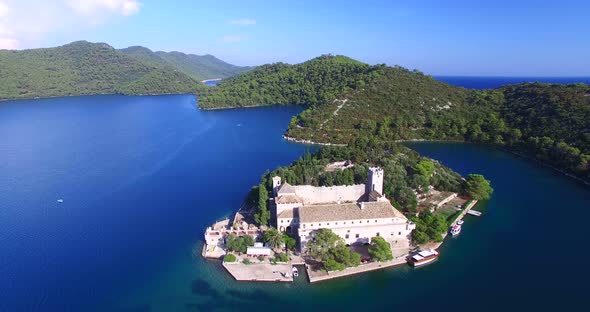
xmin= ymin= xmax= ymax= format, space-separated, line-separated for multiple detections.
xmin=1 ymin=95 xmax=589 ymax=311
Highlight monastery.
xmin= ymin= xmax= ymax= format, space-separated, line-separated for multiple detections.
xmin=273 ymin=167 xmax=415 ymax=251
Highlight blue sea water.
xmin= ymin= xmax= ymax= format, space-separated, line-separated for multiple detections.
xmin=435 ymin=76 xmax=590 ymax=89
xmin=0 ymin=95 xmax=313 ymax=311
xmin=1 ymin=92 xmax=589 ymax=311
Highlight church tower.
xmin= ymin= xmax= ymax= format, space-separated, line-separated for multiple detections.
xmin=368 ymin=167 xmax=384 ymax=196
xmin=272 ymin=176 xmax=282 ymax=196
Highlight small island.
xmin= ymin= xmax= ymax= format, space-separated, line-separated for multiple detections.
xmin=202 ymin=140 xmax=492 ymax=282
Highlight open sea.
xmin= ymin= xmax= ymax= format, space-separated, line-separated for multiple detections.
xmin=0 ymin=77 xmax=589 ymax=311
xmin=435 ymin=76 xmax=590 ymax=89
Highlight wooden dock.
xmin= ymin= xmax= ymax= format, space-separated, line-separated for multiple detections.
xmin=466 ymin=210 xmax=482 ymax=216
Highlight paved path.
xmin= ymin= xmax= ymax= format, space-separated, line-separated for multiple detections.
xmin=223 ymin=262 xmax=293 ymax=282
xmin=307 ymin=253 xmax=408 ymax=283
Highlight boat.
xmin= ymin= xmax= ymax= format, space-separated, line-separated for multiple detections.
xmin=450 ymin=224 xmax=462 ymax=236
xmin=57 ymin=199 xmax=64 ymax=203
xmin=457 ymin=220 xmax=464 ymax=226
xmin=292 ymin=266 xmax=299 ymax=277
xmin=408 ymin=249 xmax=439 ymax=267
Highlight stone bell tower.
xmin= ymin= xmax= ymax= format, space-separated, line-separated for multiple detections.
xmin=368 ymin=167 xmax=384 ymax=195
xmin=272 ymin=176 xmax=282 ymax=196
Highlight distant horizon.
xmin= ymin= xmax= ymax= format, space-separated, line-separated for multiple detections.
xmin=5 ymin=39 xmax=590 ymax=78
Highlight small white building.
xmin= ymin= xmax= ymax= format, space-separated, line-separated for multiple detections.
xmin=246 ymin=243 xmax=272 ymax=256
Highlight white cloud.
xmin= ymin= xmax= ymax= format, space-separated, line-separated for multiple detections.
xmin=0 ymin=37 xmax=19 ymax=49
xmin=219 ymin=35 xmax=249 ymax=43
xmin=0 ymin=0 xmax=142 ymax=50
xmin=229 ymin=18 xmax=256 ymax=26
xmin=0 ymin=1 xmax=10 ymax=17
xmin=67 ymin=0 xmax=141 ymax=16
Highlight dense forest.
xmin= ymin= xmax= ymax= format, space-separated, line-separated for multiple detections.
xmin=0 ymin=41 xmax=250 ymax=101
xmin=120 ymin=46 xmax=251 ymax=81
xmin=201 ymin=56 xmax=590 ymax=183
xmin=197 ymin=54 xmax=384 ymax=109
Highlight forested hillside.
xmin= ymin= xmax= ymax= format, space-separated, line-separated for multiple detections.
xmin=155 ymin=52 xmax=250 ymax=81
xmin=200 ymin=55 xmax=590 ymax=183
xmin=198 ymin=55 xmax=383 ymax=109
xmin=0 ymin=41 xmax=250 ymax=101
xmin=0 ymin=41 xmax=200 ymax=100
xmin=120 ymin=46 xmax=250 ymax=81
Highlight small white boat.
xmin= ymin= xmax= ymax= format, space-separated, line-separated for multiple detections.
xmin=57 ymin=199 xmax=64 ymax=203
xmin=450 ymin=224 xmax=462 ymax=236
xmin=292 ymin=266 xmax=299 ymax=277
xmin=409 ymin=249 xmax=439 ymax=267
xmin=457 ymin=220 xmax=464 ymax=226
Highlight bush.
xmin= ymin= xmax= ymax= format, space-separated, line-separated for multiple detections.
xmin=243 ymin=258 xmax=252 ymax=265
xmin=368 ymin=236 xmax=393 ymax=261
xmin=223 ymin=254 xmax=237 ymax=263
xmin=275 ymin=253 xmax=289 ymax=263
xmin=257 ymin=255 xmax=265 ymax=262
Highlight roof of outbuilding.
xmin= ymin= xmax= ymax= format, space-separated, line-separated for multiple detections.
xmin=277 ymin=182 xmax=296 ymax=195
xmin=276 ymin=194 xmax=302 ymax=204
xmin=277 ymin=209 xmax=295 ymax=219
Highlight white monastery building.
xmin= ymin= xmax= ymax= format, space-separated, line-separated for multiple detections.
xmin=273 ymin=167 xmax=415 ymax=251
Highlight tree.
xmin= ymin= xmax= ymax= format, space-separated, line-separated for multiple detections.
xmin=263 ymin=227 xmax=284 ymax=249
xmin=242 ymin=235 xmax=255 ymax=248
xmin=328 ymin=244 xmax=361 ymax=268
xmin=225 ymin=234 xmax=254 ymax=253
xmin=412 ymin=230 xmax=430 ymax=245
xmin=464 ymin=174 xmax=493 ymax=200
xmin=368 ymin=237 xmax=393 ymax=261
xmin=223 ymin=254 xmax=237 ymax=262
xmin=395 ymin=186 xmax=418 ymax=213
xmin=283 ymin=233 xmax=297 ymax=250
xmin=413 ymin=159 xmax=435 ymax=179
xmin=324 ymin=258 xmax=345 ymax=271
xmin=306 ymin=229 xmax=361 ymax=271
xmin=254 ymin=183 xmax=270 ymax=225
xmin=306 ymin=228 xmax=342 ymax=260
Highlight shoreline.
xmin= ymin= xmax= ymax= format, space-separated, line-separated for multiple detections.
xmin=284 ymin=135 xmax=590 ymax=187
xmin=282 ymin=135 xmax=347 ymax=146
xmin=201 ymin=78 xmax=222 ymax=83
xmin=199 ymin=104 xmax=268 ymax=111
xmin=0 ymin=92 xmax=196 ymax=103
xmin=204 ymin=198 xmax=480 ymax=284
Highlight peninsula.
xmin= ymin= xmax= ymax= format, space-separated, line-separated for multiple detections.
xmin=199 ymin=55 xmax=590 ymax=185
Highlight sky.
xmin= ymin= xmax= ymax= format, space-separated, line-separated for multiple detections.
xmin=0 ymin=0 xmax=589 ymax=76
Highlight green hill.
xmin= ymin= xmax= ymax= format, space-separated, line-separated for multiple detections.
xmin=199 ymin=55 xmax=590 ymax=182
xmin=155 ymin=51 xmax=251 ymax=81
xmin=0 ymin=41 xmax=200 ymax=100
xmin=120 ymin=46 xmax=251 ymax=81
xmin=197 ymin=54 xmax=382 ymax=109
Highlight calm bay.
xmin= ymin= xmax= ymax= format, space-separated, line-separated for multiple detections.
xmin=0 ymin=94 xmax=588 ymax=311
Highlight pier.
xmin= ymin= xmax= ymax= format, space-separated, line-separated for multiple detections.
xmin=467 ymin=210 xmax=482 ymax=216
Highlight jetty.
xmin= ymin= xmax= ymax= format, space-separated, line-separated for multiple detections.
xmin=427 ymin=199 xmax=479 ymax=250
xmin=223 ymin=261 xmax=293 ymax=282
xmin=467 ymin=210 xmax=482 ymax=217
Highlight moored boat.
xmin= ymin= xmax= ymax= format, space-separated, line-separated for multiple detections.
xmin=292 ymin=266 xmax=299 ymax=277
xmin=450 ymin=224 xmax=462 ymax=236
xmin=408 ymin=249 xmax=439 ymax=267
